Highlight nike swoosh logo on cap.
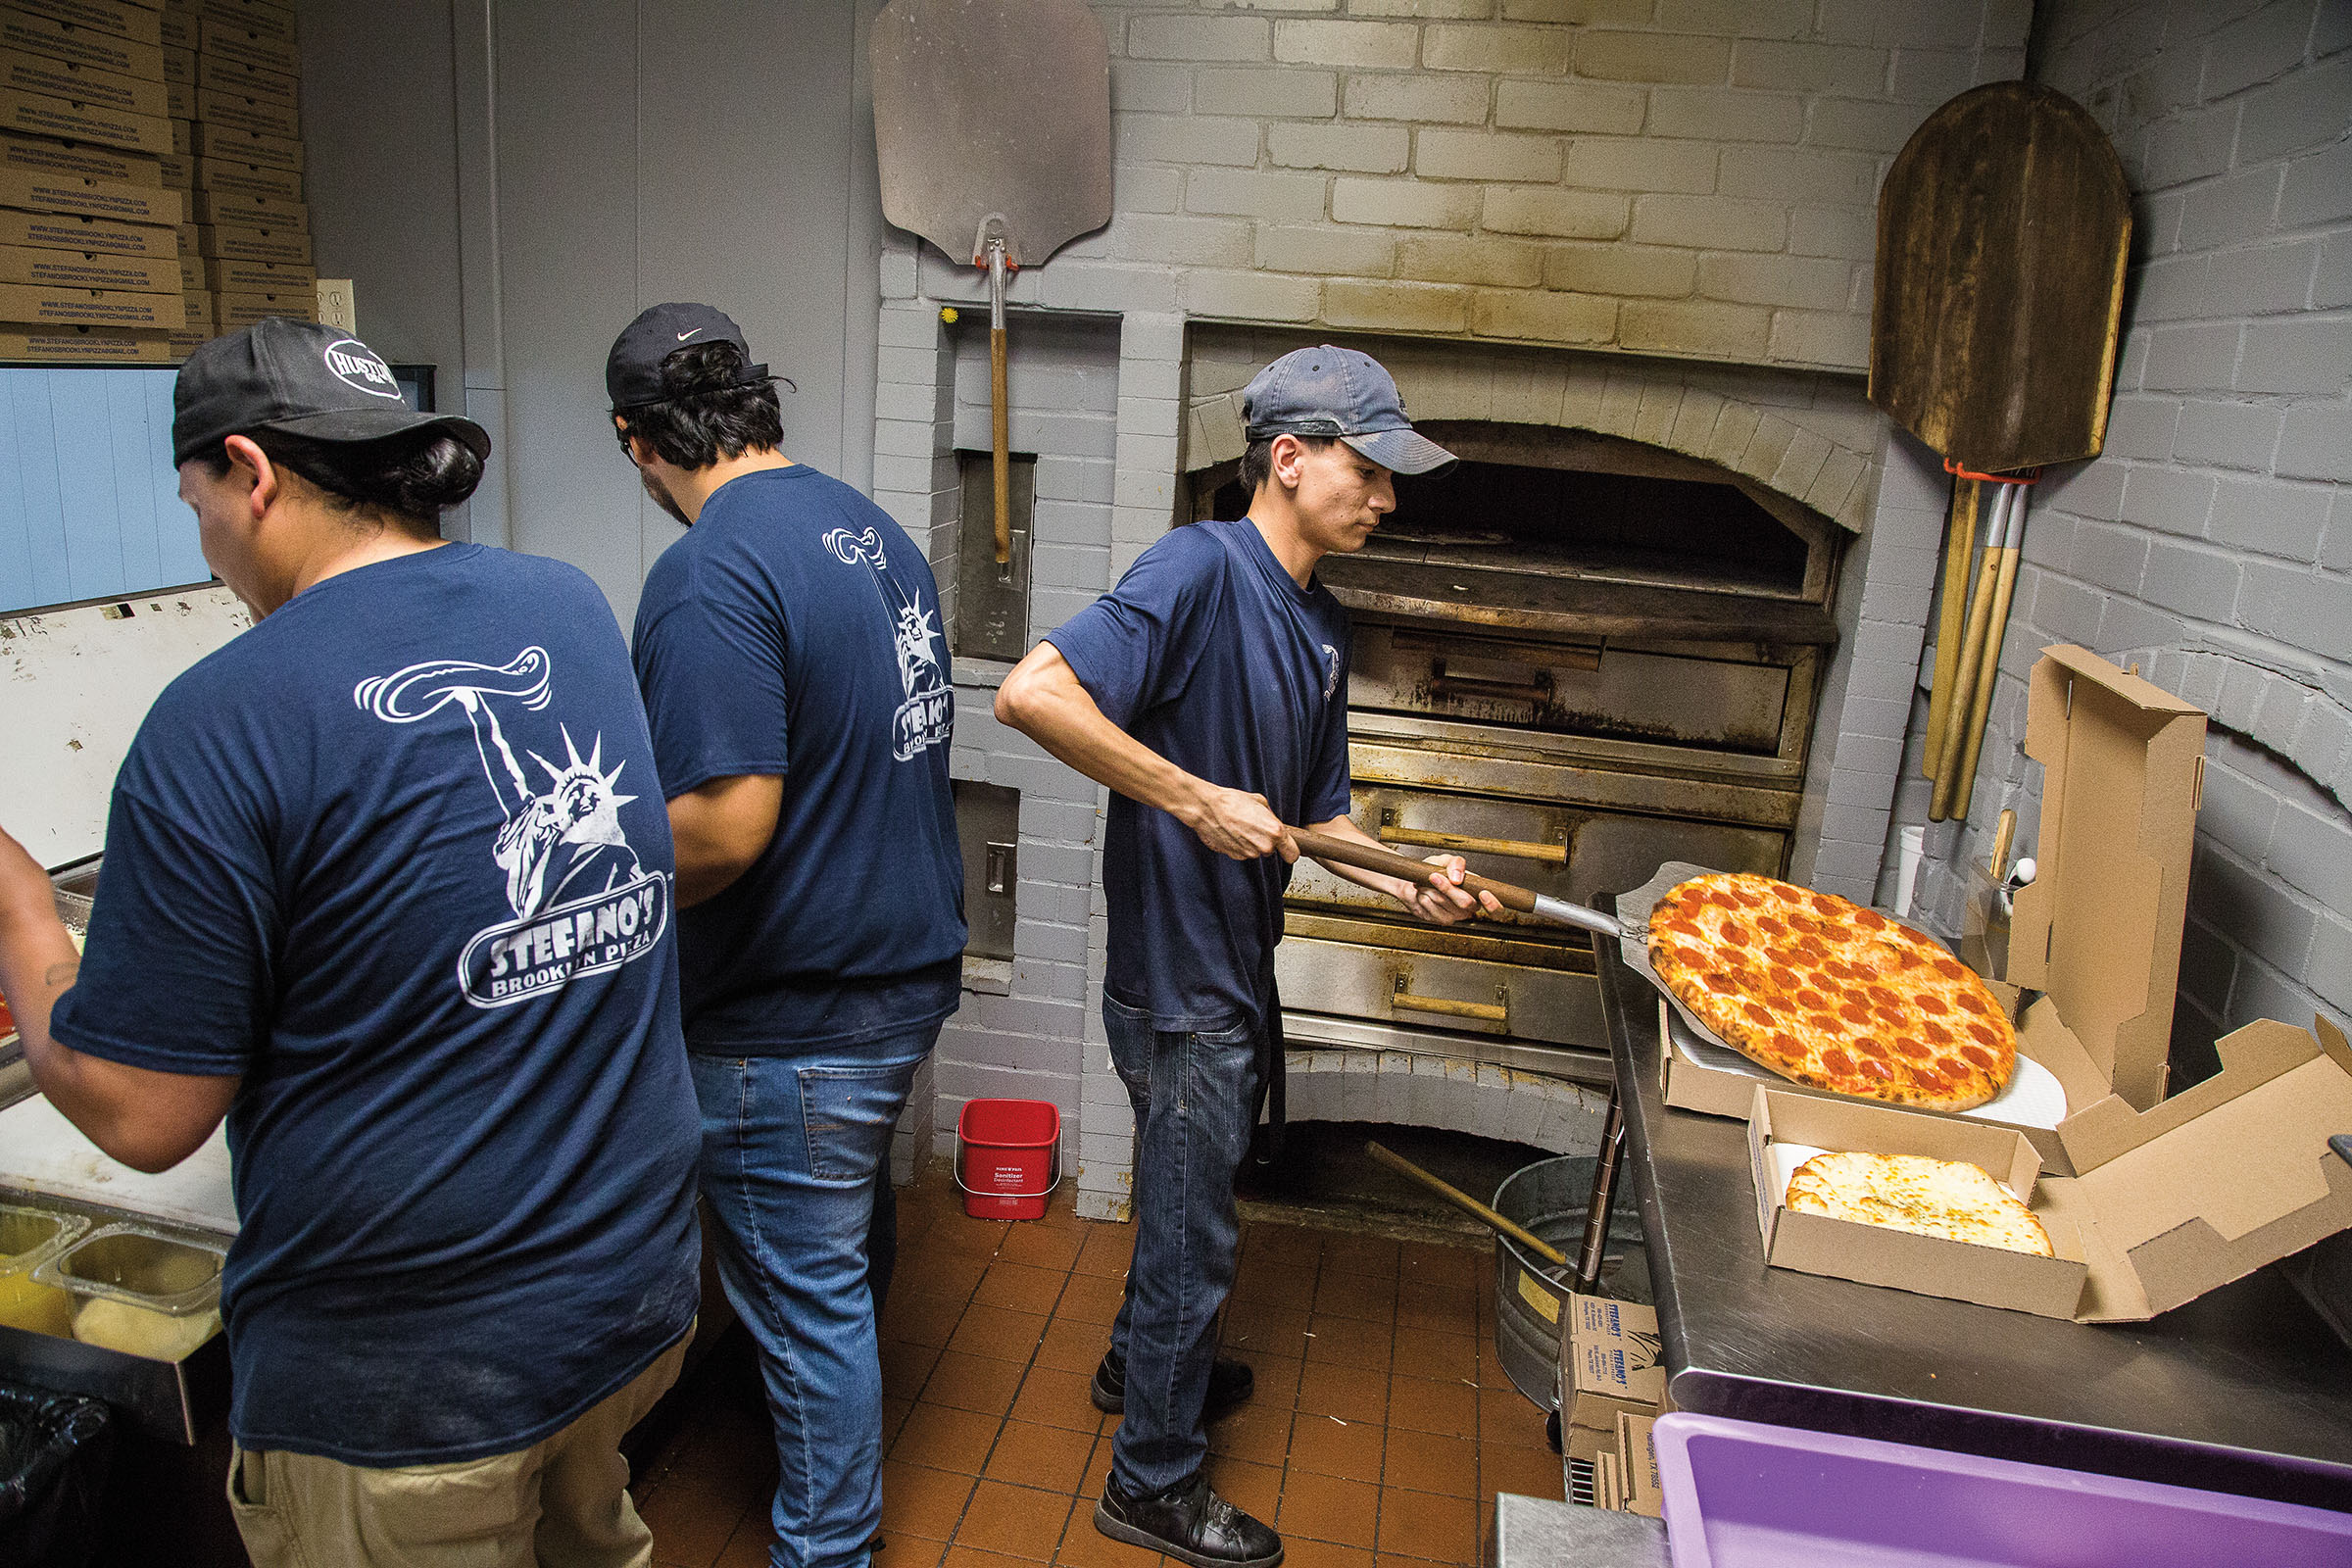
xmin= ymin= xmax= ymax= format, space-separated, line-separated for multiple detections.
xmin=676 ymin=327 xmax=704 ymax=341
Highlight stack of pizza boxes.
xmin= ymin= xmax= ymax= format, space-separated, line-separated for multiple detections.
xmin=161 ymin=0 xmax=311 ymax=352
xmin=1557 ymin=1293 xmax=1665 ymax=1466
xmin=0 ymin=0 xmax=187 ymax=361
xmin=1743 ymin=644 xmax=2352 ymax=1323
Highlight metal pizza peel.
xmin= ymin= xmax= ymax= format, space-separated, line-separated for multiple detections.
xmin=870 ymin=0 xmax=1112 ymax=566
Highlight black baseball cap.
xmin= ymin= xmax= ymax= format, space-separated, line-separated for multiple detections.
xmin=606 ymin=302 xmax=772 ymax=411
xmin=172 ymin=318 xmax=489 ymax=467
xmin=1242 ymin=344 xmax=1456 ymax=476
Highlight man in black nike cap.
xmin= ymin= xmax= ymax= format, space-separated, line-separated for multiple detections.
xmin=0 ymin=317 xmax=704 ymax=1566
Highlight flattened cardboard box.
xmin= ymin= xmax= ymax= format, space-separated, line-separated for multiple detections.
xmin=170 ymin=244 xmax=190 ymax=287
xmin=1750 ymin=1025 xmax=2352 ymax=1321
xmin=167 ymin=110 xmax=184 ymax=156
xmin=194 ymin=0 xmax=290 ymax=40
xmin=1615 ymin=1411 xmax=1662 ymax=1519
xmin=195 ymin=18 xmax=291 ymax=74
xmin=0 ymin=238 xmax=172 ymax=291
xmin=199 ymin=251 xmax=300 ymax=293
xmin=156 ymin=150 xmax=186 ymax=188
xmin=0 ymin=277 xmax=179 ymax=325
xmin=158 ymin=38 xmax=184 ymax=83
xmin=1562 ymin=1293 xmax=1663 ymax=1456
xmin=0 ymin=84 xmax=170 ymax=154
xmin=195 ymin=85 xmax=292 ymax=140
xmin=175 ymin=280 xmax=203 ymax=327
xmin=155 ymin=4 xmax=183 ymax=48
xmin=0 ymin=204 xmax=172 ymax=256
xmin=214 ymin=286 xmax=306 ymax=328
xmin=192 ymin=154 xmax=295 ymax=202
xmin=7 ymin=0 xmax=159 ymax=48
xmin=190 ymin=119 xmax=295 ymax=171
xmin=193 ymin=52 xmax=290 ymax=106
xmin=1 ymin=43 xmax=167 ymax=118
xmin=0 ymin=163 xmax=176 ymax=223
xmin=1592 ymin=1448 xmax=1625 ymax=1511
xmin=187 ymin=184 xmax=297 ymax=229
xmin=0 ymin=126 xmax=157 ymax=183
xmin=0 ymin=320 xmax=168 ymax=359
xmin=193 ymin=219 xmax=302 ymax=264
xmin=166 ymin=325 xmax=206 ymax=357
xmin=0 ymin=8 xmax=167 ymax=80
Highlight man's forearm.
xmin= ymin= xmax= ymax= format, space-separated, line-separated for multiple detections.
xmin=1000 ymin=665 xmax=1205 ymax=820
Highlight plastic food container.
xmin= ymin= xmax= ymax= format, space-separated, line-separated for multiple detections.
xmin=34 ymin=1225 xmax=225 ymax=1362
xmin=1652 ymin=1411 xmax=2352 ymax=1568
xmin=0 ymin=1203 xmax=89 ymax=1338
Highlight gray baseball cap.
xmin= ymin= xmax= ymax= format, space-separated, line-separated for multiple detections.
xmin=1241 ymin=344 xmax=1456 ymax=476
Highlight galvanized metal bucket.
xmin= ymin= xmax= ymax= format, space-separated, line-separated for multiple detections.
xmin=1491 ymin=1154 xmax=1650 ymax=1412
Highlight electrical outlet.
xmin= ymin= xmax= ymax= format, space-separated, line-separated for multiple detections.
xmin=315 ymin=278 xmax=356 ymax=333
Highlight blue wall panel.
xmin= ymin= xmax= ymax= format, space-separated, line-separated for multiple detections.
xmin=0 ymin=368 xmax=203 ymax=614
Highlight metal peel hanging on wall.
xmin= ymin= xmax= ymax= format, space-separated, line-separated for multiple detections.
xmin=871 ymin=0 xmax=1112 ymax=566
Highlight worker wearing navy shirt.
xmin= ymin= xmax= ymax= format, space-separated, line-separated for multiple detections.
xmin=609 ymin=304 xmax=963 ymax=1568
xmin=998 ymin=345 xmax=1499 ymax=1568
xmin=0 ymin=319 xmax=702 ymax=1568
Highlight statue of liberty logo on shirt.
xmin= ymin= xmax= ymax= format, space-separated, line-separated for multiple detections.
xmin=824 ymin=524 xmax=953 ymax=761
xmin=354 ymin=649 xmax=670 ymax=1008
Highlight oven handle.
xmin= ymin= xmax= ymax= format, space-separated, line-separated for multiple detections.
xmin=1378 ymin=826 xmax=1568 ymax=866
xmin=1429 ymin=661 xmax=1553 ymax=706
xmin=1392 ymin=980 xmax=1508 ymax=1027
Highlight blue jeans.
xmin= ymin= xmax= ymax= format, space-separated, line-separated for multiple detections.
xmin=1102 ymin=993 xmax=1262 ymax=1497
xmin=690 ymin=1024 xmax=939 ymax=1568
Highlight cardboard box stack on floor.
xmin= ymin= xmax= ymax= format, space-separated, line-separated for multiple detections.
xmin=162 ymin=0 xmax=306 ymax=355
xmin=1559 ymin=1293 xmax=1666 ymax=1466
xmin=0 ymin=0 xmax=187 ymax=360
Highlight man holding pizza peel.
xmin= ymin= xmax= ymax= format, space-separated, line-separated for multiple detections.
xmin=997 ymin=344 xmax=1502 ymax=1568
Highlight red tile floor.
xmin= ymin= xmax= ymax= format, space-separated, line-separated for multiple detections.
xmin=635 ymin=1158 xmax=1563 ymax=1568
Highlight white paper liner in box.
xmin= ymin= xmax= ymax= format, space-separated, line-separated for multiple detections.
xmin=1613 ymin=860 xmax=2067 ymax=1131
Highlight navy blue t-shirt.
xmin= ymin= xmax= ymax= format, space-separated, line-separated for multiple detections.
xmin=49 ymin=544 xmax=702 ymax=1467
xmin=631 ymin=465 xmax=964 ymax=1052
xmin=1046 ymin=518 xmax=1352 ymax=1032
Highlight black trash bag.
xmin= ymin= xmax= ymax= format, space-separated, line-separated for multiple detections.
xmin=0 ymin=1383 xmax=115 ymax=1568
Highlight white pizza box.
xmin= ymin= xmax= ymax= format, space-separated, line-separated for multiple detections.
xmin=2010 ymin=645 xmax=2206 ymax=1113
xmin=1750 ymin=1020 xmax=2352 ymax=1321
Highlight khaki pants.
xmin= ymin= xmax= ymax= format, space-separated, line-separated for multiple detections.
xmin=226 ymin=1335 xmax=690 ymax=1568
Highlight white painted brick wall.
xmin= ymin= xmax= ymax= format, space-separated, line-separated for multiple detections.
xmin=1886 ymin=0 xmax=2350 ymax=1066
xmin=890 ymin=0 xmax=2031 ymax=372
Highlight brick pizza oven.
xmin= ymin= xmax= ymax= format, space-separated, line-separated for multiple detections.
xmin=865 ymin=0 xmax=2034 ymax=1218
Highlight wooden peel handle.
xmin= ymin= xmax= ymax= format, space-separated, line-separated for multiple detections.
xmin=990 ymin=325 xmax=1011 ymax=564
xmin=1289 ymin=827 xmax=1538 ymax=914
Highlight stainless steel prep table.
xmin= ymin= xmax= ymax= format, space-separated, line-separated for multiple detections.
xmin=1593 ymin=933 xmax=2352 ymax=1512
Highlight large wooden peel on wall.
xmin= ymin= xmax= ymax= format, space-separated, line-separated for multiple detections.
xmin=1870 ymin=81 xmax=2131 ymax=822
xmin=871 ymin=0 xmax=1112 ymax=565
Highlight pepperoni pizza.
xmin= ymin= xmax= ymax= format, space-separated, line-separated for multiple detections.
xmin=1647 ymin=872 xmax=2014 ymax=1111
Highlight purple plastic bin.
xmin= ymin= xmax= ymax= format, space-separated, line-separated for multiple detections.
xmin=1652 ymin=1412 xmax=2352 ymax=1568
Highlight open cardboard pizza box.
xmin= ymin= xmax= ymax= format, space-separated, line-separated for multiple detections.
xmin=1644 ymin=645 xmax=2212 ymax=1178
xmin=1749 ymin=1007 xmax=2352 ymax=1320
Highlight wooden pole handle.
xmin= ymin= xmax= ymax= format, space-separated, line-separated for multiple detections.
xmin=1289 ymin=827 xmax=1539 ymax=915
xmin=1950 ymin=545 xmax=2022 ymax=818
xmin=1922 ymin=477 xmax=1981 ymax=781
xmin=1931 ymin=526 xmax=2005 ymax=820
xmin=1366 ymin=1141 xmax=1569 ymax=1267
xmin=990 ymin=324 xmax=1011 ymax=564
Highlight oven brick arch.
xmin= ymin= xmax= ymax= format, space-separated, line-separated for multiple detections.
xmin=1181 ymin=335 xmax=1884 ymax=535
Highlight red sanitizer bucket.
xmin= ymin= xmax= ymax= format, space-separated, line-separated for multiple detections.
xmin=956 ymin=1099 xmax=1061 ymax=1220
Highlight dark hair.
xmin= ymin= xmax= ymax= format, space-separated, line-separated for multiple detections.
xmin=200 ymin=426 xmax=482 ymax=531
xmin=613 ymin=340 xmax=783 ymax=469
xmin=1238 ymin=432 xmax=1336 ymax=494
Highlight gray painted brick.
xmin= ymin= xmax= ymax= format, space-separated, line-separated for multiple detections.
xmin=2268 ymin=801 xmax=2352 ymax=911
xmin=2252 ymin=681 xmax=2312 ymax=755
xmin=2237 ymin=316 xmax=2352 ymax=394
xmin=2095 ymin=596 xmax=2187 ymax=657
xmin=2139 ymin=538 xmax=2242 ymax=618
xmin=2277 ymin=404 xmax=2352 ymax=481
xmin=2197 ymin=757 xmax=2282 ymax=859
xmin=2210 ymin=475 xmax=2329 ymax=560
xmin=2140 ymin=101 xmax=2238 ymax=186
xmin=2178 ymin=913 xmax=2239 ymax=1015
xmin=2290 ymin=697 xmax=2352 ymax=788
xmin=2309 ymin=913 xmax=2352 ymax=1013
xmin=2103 ymin=395 xmax=2181 ymax=459
xmin=2217 ymin=661 xmax=2270 ymax=731
xmin=2177 ymin=168 xmax=2281 ymax=255
xmin=2199 ymin=0 xmax=2316 ymax=100
xmin=2319 ymin=228 xmax=2352 ymax=310
xmin=2240 ymin=563 xmax=2352 ymax=660
xmin=2123 ymin=466 xmax=2218 ymax=535
xmin=2172 ymin=400 xmax=2281 ymax=469
xmin=2143 ymin=324 xmax=2240 ymax=392
xmin=2280 ymin=140 xmax=2352 ymax=230
xmin=2072 ymin=520 xmax=2152 ymax=590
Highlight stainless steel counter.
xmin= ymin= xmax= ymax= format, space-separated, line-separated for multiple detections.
xmin=1494 ymin=1493 xmax=1668 ymax=1568
xmin=1595 ymin=939 xmax=2352 ymax=1512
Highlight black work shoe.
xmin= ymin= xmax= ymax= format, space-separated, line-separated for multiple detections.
xmin=1095 ymin=1472 xmax=1283 ymax=1568
xmin=1091 ymin=1348 xmax=1255 ymax=1420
